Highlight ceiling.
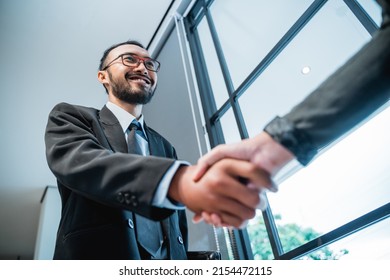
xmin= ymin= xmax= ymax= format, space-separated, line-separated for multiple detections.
xmin=0 ymin=0 xmax=177 ymax=260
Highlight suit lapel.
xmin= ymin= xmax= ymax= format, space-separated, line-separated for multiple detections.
xmin=99 ymin=105 xmax=128 ymax=153
xmin=145 ymin=124 xmax=166 ymax=157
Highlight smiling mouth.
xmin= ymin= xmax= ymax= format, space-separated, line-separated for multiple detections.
xmin=126 ymin=74 xmax=151 ymax=85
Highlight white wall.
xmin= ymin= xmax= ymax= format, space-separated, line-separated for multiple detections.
xmin=0 ymin=0 xmax=172 ymax=259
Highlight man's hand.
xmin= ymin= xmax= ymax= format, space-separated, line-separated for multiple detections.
xmin=191 ymin=132 xmax=295 ymax=227
xmin=194 ymin=132 xmax=294 ymax=181
xmin=168 ymin=158 xmax=272 ymax=228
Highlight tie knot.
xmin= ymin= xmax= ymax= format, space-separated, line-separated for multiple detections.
xmin=129 ymin=120 xmax=147 ymax=141
xmin=129 ymin=120 xmax=141 ymax=131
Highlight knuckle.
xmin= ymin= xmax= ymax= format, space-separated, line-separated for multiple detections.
xmin=208 ymin=175 xmax=222 ymax=188
xmin=215 ymin=144 xmax=226 ymax=152
xmin=247 ymin=164 xmax=258 ymax=173
xmin=244 ymin=207 xmax=256 ymax=219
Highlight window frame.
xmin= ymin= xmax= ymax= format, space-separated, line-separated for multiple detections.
xmin=185 ymin=0 xmax=387 ymax=260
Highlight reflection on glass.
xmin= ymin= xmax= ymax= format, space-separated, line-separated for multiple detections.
xmin=239 ymin=0 xmax=372 ymax=137
xmin=210 ymin=0 xmax=313 ymax=88
xmin=298 ymin=218 xmax=390 ymax=260
xmin=219 ymin=108 xmax=241 ymax=144
xmin=198 ymin=19 xmax=229 ymax=109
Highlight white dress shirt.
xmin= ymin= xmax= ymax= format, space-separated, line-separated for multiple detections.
xmin=106 ymin=102 xmax=186 ymax=209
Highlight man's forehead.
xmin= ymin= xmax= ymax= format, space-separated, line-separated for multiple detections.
xmin=109 ymin=44 xmax=150 ymax=59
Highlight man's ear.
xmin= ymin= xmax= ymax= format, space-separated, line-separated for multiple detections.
xmin=97 ymin=71 xmax=108 ymax=85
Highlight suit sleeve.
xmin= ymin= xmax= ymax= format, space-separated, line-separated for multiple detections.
xmin=45 ymin=102 xmax=176 ymax=220
xmin=264 ymin=12 xmax=390 ymax=165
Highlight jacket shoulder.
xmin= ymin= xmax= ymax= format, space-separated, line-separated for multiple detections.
xmin=51 ymin=102 xmax=99 ymax=115
xmin=49 ymin=102 xmax=101 ymax=121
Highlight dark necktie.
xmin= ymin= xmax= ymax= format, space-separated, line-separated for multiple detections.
xmin=127 ymin=120 xmax=167 ymax=259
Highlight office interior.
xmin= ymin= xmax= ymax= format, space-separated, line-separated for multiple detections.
xmin=0 ymin=0 xmax=389 ymax=260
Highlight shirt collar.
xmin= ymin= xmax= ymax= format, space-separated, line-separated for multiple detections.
xmin=106 ymin=101 xmax=147 ymax=137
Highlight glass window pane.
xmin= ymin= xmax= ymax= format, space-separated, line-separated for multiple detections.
xmin=243 ymin=0 xmax=388 ymax=255
xmin=268 ymin=105 xmax=390 ymax=253
xmin=219 ymin=109 xmax=241 ymax=144
xmin=247 ymin=213 xmax=274 ymax=260
xmin=210 ymin=0 xmax=314 ymax=88
xmin=198 ymin=19 xmax=229 ymax=109
xmin=239 ymin=0 xmax=372 ymax=137
xmin=356 ymin=0 xmax=383 ymax=26
xmin=298 ymin=218 xmax=390 ymax=260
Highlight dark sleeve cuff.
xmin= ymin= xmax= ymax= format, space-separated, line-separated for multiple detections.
xmin=264 ymin=116 xmax=317 ymax=166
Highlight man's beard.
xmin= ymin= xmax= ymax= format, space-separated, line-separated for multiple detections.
xmin=108 ymin=71 xmax=155 ymax=105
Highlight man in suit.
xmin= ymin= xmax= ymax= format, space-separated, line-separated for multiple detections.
xmin=193 ymin=0 xmax=390 ymax=226
xmin=45 ymin=41 xmax=272 ymax=259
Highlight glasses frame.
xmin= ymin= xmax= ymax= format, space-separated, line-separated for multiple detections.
xmin=102 ymin=52 xmax=161 ymax=72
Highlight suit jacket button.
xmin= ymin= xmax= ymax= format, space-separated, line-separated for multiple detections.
xmin=177 ymin=236 xmax=184 ymax=244
xmin=131 ymin=195 xmax=138 ymax=207
xmin=124 ymin=193 xmax=131 ymax=205
xmin=117 ymin=193 xmax=124 ymax=203
xmin=127 ymin=219 xmax=134 ymax=229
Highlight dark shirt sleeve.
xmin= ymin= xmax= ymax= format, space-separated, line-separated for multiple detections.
xmin=265 ymin=6 xmax=390 ymax=165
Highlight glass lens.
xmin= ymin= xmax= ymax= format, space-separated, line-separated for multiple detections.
xmin=122 ymin=54 xmax=159 ymax=71
xmin=123 ymin=54 xmax=138 ymax=65
xmin=145 ymin=59 xmax=159 ymax=71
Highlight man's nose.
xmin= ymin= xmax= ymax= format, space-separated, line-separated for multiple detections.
xmin=133 ymin=61 xmax=148 ymax=75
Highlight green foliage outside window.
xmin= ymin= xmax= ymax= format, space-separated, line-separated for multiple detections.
xmin=247 ymin=214 xmax=349 ymax=260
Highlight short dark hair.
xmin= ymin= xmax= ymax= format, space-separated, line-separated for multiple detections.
xmin=99 ymin=40 xmax=145 ymax=71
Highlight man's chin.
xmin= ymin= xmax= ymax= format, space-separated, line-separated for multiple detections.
xmin=116 ymin=91 xmax=154 ymax=105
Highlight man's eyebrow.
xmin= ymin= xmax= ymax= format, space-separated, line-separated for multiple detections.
xmin=121 ymin=52 xmax=152 ymax=59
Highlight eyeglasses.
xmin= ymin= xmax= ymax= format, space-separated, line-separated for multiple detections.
xmin=102 ymin=53 xmax=160 ymax=72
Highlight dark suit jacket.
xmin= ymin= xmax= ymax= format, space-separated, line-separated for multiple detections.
xmin=45 ymin=102 xmax=188 ymax=259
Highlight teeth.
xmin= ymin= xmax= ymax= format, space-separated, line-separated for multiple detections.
xmin=129 ymin=78 xmax=149 ymax=84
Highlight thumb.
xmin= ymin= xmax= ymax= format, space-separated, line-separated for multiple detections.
xmin=192 ymin=162 xmax=209 ymax=182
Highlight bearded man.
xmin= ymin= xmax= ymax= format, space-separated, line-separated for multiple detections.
xmin=44 ymin=41 xmax=270 ymax=259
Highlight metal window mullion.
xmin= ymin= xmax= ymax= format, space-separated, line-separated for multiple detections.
xmin=262 ymin=205 xmax=284 ymax=259
xmin=205 ymin=7 xmax=249 ymax=140
xmin=184 ymin=16 xmax=225 ymax=147
xmin=189 ymin=0 xmax=207 ymax=29
xmin=227 ymin=0 xmax=328 ymax=260
xmin=231 ymin=0 xmax=327 ymax=101
xmin=279 ymin=203 xmax=390 ymax=259
xmin=189 ymin=0 xmax=216 ymax=30
xmin=343 ymin=0 xmax=380 ymax=35
xmin=204 ymin=2 xmax=257 ymax=259
xmin=186 ymin=0 xmax=385 ymax=261
xmin=186 ymin=0 xmax=328 ymax=261
xmin=229 ymin=229 xmax=254 ymax=260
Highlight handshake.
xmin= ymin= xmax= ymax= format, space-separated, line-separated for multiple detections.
xmin=168 ymin=131 xmax=295 ymax=229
